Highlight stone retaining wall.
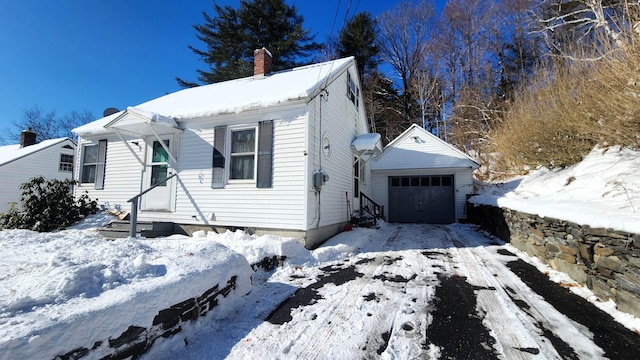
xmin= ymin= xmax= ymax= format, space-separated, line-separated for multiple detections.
xmin=468 ymin=204 xmax=640 ymax=318
xmin=55 ymin=276 xmax=239 ymax=360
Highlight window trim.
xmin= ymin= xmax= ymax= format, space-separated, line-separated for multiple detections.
xmin=347 ymin=72 xmax=360 ymax=110
xmin=59 ymin=153 xmax=74 ymax=172
xmin=79 ymin=140 xmax=107 ymax=189
xmin=80 ymin=145 xmax=98 ymax=184
xmin=227 ymin=125 xmax=258 ymax=183
xmin=212 ymin=122 xmax=274 ymax=189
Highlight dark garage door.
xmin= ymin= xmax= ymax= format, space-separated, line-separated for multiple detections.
xmin=388 ymin=175 xmax=455 ymax=224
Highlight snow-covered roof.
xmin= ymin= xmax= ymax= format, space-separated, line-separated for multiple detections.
xmin=372 ymin=124 xmax=479 ymax=171
xmin=351 ymin=133 xmax=383 ymax=158
xmin=103 ymin=106 xmax=182 ymax=137
xmin=72 ymin=110 xmax=123 ymax=137
xmin=74 ymin=57 xmax=355 ymax=137
xmin=351 ymin=133 xmax=382 ymax=152
xmin=0 ymin=138 xmax=75 ymax=167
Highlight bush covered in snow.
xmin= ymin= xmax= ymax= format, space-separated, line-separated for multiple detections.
xmin=0 ymin=176 xmax=97 ymax=232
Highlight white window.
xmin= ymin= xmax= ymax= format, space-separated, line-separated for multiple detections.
xmin=212 ymin=122 xmax=273 ymax=189
xmin=81 ymin=145 xmax=98 ymax=183
xmin=230 ymin=129 xmax=256 ymax=180
xmin=59 ymin=154 xmax=73 ymax=172
xmin=80 ymin=140 xmax=107 ymax=189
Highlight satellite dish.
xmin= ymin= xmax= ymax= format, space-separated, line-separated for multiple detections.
xmin=103 ymin=107 xmax=119 ymax=117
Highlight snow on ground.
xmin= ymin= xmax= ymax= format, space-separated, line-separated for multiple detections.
xmin=1 ymin=145 xmax=639 ymax=359
xmin=470 ymin=145 xmax=640 ymax=234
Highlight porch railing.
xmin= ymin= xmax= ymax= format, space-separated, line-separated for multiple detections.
xmin=127 ymin=173 xmax=177 ymax=237
xmin=360 ymin=192 xmax=383 ymax=225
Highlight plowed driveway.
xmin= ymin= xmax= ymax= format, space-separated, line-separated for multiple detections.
xmin=153 ymin=224 xmax=640 ymax=359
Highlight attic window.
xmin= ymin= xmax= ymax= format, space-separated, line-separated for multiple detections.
xmin=347 ymin=72 xmax=359 ymax=110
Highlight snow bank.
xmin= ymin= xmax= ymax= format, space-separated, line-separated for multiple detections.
xmin=204 ymin=229 xmax=314 ymax=266
xmin=471 ymin=145 xmax=640 ymax=234
xmin=0 ymin=229 xmax=253 ymax=359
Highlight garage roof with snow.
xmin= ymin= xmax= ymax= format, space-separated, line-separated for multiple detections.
xmin=372 ymin=124 xmax=479 ymax=171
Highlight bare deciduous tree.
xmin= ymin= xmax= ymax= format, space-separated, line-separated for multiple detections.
xmin=532 ymin=0 xmax=640 ymax=56
xmin=0 ymin=105 xmax=94 ymax=144
xmin=378 ymin=0 xmax=435 ymax=133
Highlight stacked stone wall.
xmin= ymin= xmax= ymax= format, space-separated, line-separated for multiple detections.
xmin=468 ymin=204 xmax=640 ymax=317
xmin=55 ymin=276 xmax=239 ymax=360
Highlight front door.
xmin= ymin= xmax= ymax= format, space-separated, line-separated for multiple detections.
xmin=141 ymin=138 xmax=174 ymax=211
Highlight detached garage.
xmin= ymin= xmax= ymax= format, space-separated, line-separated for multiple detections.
xmin=371 ymin=124 xmax=479 ymax=224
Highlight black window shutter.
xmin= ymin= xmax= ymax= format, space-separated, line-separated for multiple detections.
xmin=212 ymin=126 xmax=227 ymax=188
xmin=257 ymin=120 xmax=273 ymax=188
xmin=95 ymin=139 xmax=107 ymax=190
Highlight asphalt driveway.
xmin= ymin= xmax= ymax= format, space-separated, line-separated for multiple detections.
xmin=150 ymin=224 xmax=640 ymax=359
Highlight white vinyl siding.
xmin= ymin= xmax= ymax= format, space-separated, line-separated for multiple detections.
xmin=76 ymin=136 xmax=143 ymax=211
xmin=145 ymin=107 xmax=307 ymax=229
xmin=0 ymin=140 xmax=75 ymax=213
xmin=305 ymin=66 xmax=370 ymax=229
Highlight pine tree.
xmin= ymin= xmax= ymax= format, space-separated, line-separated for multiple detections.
xmin=336 ymin=12 xmax=380 ymax=81
xmin=177 ymin=0 xmax=321 ymax=87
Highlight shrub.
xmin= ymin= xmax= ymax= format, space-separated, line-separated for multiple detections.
xmin=489 ymin=36 xmax=640 ymax=178
xmin=0 ymin=176 xmax=98 ymax=232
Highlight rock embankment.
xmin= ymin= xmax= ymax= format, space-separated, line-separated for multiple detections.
xmin=468 ymin=204 xmax=640 ymax=317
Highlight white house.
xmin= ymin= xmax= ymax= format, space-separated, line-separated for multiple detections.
xmin=0 ymin=130 xmax=76 ymax=213
xmin=72 ymin=49 xmax=381 ymax=248
xmin=371 ymin=124 xmax=479 ymax=224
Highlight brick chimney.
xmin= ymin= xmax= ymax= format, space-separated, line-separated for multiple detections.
xmin=20 ymin=128 xmax=37 ymax=147
xmin=254 ymin=47 xmax=273 ymax=79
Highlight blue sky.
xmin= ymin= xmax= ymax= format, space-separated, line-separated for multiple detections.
xmin=0 ymin=1 xmax=435 ymax=136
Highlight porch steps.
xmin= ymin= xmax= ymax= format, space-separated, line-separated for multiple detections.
xmin=97 ymin=220 xmax=176 ymax=239
xmin=350 ymin=212 xmax=379 ymax=229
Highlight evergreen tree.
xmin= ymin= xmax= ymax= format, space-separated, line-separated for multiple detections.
xmin=336 ymin=12 xmax=380 ymax=81
xmin=177 ymin=0 xmax=321 ymax=87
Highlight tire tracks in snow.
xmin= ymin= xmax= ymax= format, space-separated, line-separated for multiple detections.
xmin=221 ymin=224 xmax=639 ymax=359
xmin=443 ymin=226 xmax=611 ymax=359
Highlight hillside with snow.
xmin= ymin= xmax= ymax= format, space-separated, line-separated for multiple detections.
xmin=471 ymin=145 xmax=640 ymax=234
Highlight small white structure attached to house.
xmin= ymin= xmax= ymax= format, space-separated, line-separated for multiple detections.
xmin=0 ymin=130 xmax=76 ymax=213
xmin=371 ymin=124 xmax=479 ymax=224
xmin=73 ymin=49 xmax=381 ymax=248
